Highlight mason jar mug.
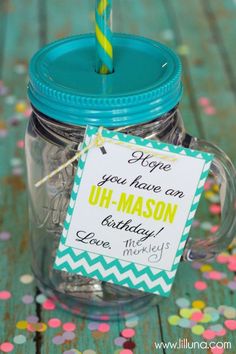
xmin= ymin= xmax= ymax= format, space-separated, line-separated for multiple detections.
xmin=25 ymin=34 xmax=236 ymax=319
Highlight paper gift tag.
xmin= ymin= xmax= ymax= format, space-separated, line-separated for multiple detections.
xmin=54 ymin=126 xmax=213 ymax=297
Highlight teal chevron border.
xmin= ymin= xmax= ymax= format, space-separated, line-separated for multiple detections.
xmin=54 ymin=125 xmax=214 ymax=296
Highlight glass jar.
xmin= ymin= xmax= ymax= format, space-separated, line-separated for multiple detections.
xmin=25 ymin=34 xmax=236 ymax=320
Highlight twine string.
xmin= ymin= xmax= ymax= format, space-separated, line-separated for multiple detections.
xmin=35 ymin=127 xmax=177 ymax=188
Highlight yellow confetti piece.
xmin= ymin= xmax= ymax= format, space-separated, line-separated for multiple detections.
xmin=15 ymin=101 xmax=27 ymax=113
xmin=192 ymin=300 xmax=206 ymax=310
xmin=212 ymin=184 xmax=219 ymax=192
xmin=37 ymin=323 xmax=48 ymax=332
xmin=200 ymin=264 xmax=213 ymax=272
xmin=191 ymin=324 xmax=205 ymax=335
xmin=200 ymin=313 xmax=212 ymax=323
xmin=168 ymin=315 xmax=180 ymax=325
xmin=205 ymin=191 xmax=214 ymax=200
xmin=180 ymin=308 xmax=193 ymax=318
xmin=177 ymin=44 xmax=190 ymax=56
xmin=16 ymin=320 xmax=28 ymax=329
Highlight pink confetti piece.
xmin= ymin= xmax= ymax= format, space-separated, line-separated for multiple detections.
xmin=48 ymin=318 xmax=62 ymax=328
xmin=42 ymin=299 xmax=56 ymax=310
xmin=121 ymin=328 xmax=136 ymax=338
xmin=216 ymin=254 xmax=229 ymax=264
xmin=211 ymin=347 xmax=224 ymax=354
xmin=210 ymin=225 xmax=219 ymax=234
xmin=202 ymin=329 xmax=216 ymax=340
xmin=0 ymin=342 xmax=14 ymax=353
xmin=208 ymin=271 xmax=224 ymax=280
xmin=191 ymin=311 xmax=204 ymax=322
xmin=62 ymin=322 xmax=76 ymax=332
xmin=23 ymin=107 xmax=32 ymax=118
xmin=209 ymin=204 xmax=221 ymax=215
xmin=204 ymin=180 xmax=212 ymax=190
xmin=228 ymin=263 xmax=236 ymax=272
xmin=0 ymin=290 xmax=12 ymax=300
xmin=120 ymin=350 xmax=133 ymax=354
xmin=98 ymin=323 xmax=110 ymax=333
xmin=198 ymin=97 xmax=210 ymax=106
xmin=17 ymin=140 xmax=25 ymax=149
xmin=204 ymin=106 xmax=216 ymax=115
xmin=194 ymin=281 xmax=208 ymax=291
xmin=224 ymin=320 xmax=236 ymax=330
xmin=215 ymin=328 xmax=227 ymax=337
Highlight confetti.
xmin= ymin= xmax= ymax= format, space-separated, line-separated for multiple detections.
xmin=52 ymin=335 xmax=65 ymax=345
xmin=179 ymin=308 xmax=193 ymax=318
xmin=210 ymin=348 xmax=224 ymax=354
xmin=198 ymin=97 xmax=210 ymax=106
xmin=200 ymin=264 xmax=213 ymax=272
xmin=63 ymin=322 xmax=76 ymax=332
xmin=120 ymin=350 xmax=133 ymax=354
xmin=42 ymin=299 xmax=56 ymax=310
xmin=14 ymin=63 xmax=27 ymax=75
xmin=191 ymin=324 xmax=205 ymax=335
xmin=228 ymin=262 xmax=236 ymax=272
xmin=194 ymin=281 xmax=208 ymax=291
xmin=178 ymin=318 xmax=192 ymax=328
xmin=16 ymin=320 xmax=28 ymax=329
xmin=0 ymin=231 xmax=11 ymax=240
xmin=160 ymin=29 xmax=174 ymax=41
xmin=98 ymin=323 xmax=110 ymax=333
xmin=88 ymin=322 xmax=99 ymax=331
xmin=17 ymin=140 xmax=25 ymax=149
xmin=210 ymin=225 xmax=219 ymax=233
xmin=63 ymin=331 xmax=76 ymax=340
xmin=223 ymin=307 xmax=236 ymax=319
xmin=13 ymin=335 xmax=26 ymax=344
xmin=15 ymin=101 xmax=27 ymax=113
xmin=175 ymin=297 xmax=190 ymax=308
xmin=209 ymin=204 xmax=221 ymax=215
xmin=48 ymin=318 xmax=62 ymax=328
xmin=123 ymin=341 xmax=136 ymax=350
xmin=0 ymin=342 xmax=14 ymax=353
xmin=22 ymin=294 xmax=34 ymax=304
xmin=168 ymin=315 xmax=180 ymax=325
xmin=202 ymin=329 xmax=216 ymax=340
xmin=192 ymin=300 xmax=206 ymax=310
xmin=114 ymin=337 xmax=126 ymax=346
xmin=200 ymin=221 xmax=212 ymax=230
xmin=121 ymin=328 xmax=136 ymax=338
xmin=27 ymin=315 xmax=39 ymax=323
xmin=125 ymin=316 xmax=139 ymax=328
xmin=35 ymin=294 xmax=47 ymax=304
xmin=83 ymin=350 xmax=97 ymax=354
xmin=191 ymin=311 xmax=203 ymax=322
xmin=204 ymin=106 xmax=216 ymax=115
xmin=0 ymin=290 xmax=12 ymax=300
xmin=208 ymin=271 xmax=225 ymax=280
xmin=177 ymin=44 xmax=190 ymax=56
xmin=224 ymin=320 xmax=236 ymax=330
xmin=19 ymin=274 xmax=34 ymax=284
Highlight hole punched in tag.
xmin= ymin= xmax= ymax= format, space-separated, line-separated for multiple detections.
xmin=100 ymin=146 xmax=107 ymax=154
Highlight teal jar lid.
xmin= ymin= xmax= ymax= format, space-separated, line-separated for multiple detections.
xmin=28 ymin=34 xmax=183 ymax=127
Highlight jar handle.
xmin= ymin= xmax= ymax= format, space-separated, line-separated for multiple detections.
xmin=182 ymin=136 xmax=236 ymax=262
